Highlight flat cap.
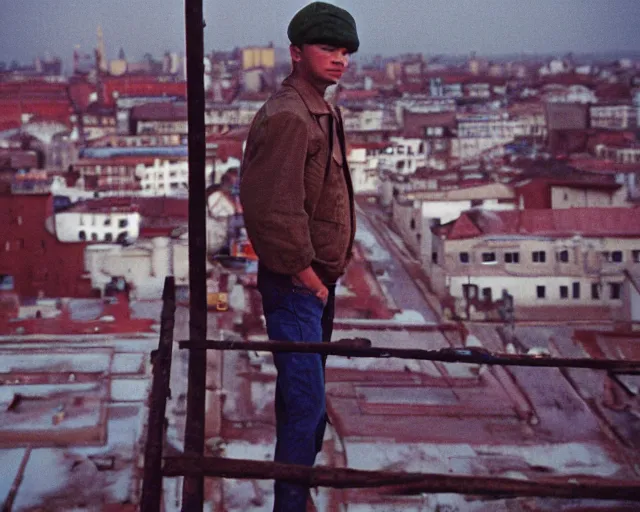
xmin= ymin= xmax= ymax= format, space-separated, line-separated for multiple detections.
xmin=287 ymin=2 xmax=360 ymax=54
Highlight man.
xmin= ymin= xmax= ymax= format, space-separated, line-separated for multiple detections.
xmin=239 ymin=2 xmax=359 ymax=510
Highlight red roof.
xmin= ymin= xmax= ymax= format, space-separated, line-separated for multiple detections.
xmin=68 ymin=80 xmax=96 ymax=111
xmin=516 ymin=177 xmax=620 ymax=209
xmin=76 ymin=156 xmax=164 ymax=166
xmin=0 ymin=98 xmax=73 ymax=124
xmin=339 ymin=89 xmax=380 ymax=101
xmin=447 ymin=207 xmax=640 ymax=240
xmin=101 ymin=76 xmax=186 ymax=106
xmin=447 ymin=212 xmax=483 ymax=239
xmin=569 ymin=155 xmax=640 ymax=174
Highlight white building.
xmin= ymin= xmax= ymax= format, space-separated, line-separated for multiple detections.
xmin=348 ymin=146 xmax=380 ymax=194
xmin=377 ymin=137 xmax=427 ymax=175
xmin=451 ymin=113 xmax=521 ymax=161
xmin=590 ymin=104 xmax=637 ymax=131
xmin=136 ymin=157 xmax=241 ymax=196
xmin=55 ymin=209 xmax=141 ymax=244
xmin=544 ymin=85 xmax=597 ymax=104
xmin=84 ymin=235 xmax=190 ymax=299
xmin=436 ymin=208 xmax=640 ymax=320
xmin=392 ymin=183 xmax=516 ymax=267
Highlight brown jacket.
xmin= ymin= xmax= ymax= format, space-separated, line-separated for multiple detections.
xmin=240 ymin=74 xmax=355 ymax=284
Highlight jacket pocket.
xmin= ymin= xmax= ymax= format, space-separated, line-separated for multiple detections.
xmin=310 ymin=217 xmax=347 ymax=266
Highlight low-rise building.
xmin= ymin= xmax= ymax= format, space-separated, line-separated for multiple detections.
xmin=516 ymin=178 xmax=630 ymax=209
xmin=54 ymin=199 xmax=141 ymax=244
xmin=434 ymin=208 xmax=640 ymax=320
xmin=377 ymin=137 xmax=427 ymax=175
xmin=0 ymin=185 xmax=93 ymax=298
xmin=347 ymin=143 xmax=383 ymax=194
xmin=590 ymin=103 xmax=637 ymax=131
xmin=392 ymin=182 xmax=516 ymax=266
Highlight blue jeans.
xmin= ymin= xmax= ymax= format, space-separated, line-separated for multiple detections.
xmin=258 ymin=265 xmax=335 ymax=512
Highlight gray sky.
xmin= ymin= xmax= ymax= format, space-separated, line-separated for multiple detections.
xmin=1 ymin=0 xmax=639 ymax=66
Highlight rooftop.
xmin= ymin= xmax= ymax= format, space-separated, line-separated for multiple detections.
xmin=446 ymin=207 xmax=640 ymax=240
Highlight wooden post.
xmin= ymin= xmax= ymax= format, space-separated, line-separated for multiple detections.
xmin=140 ymin=276 xmax=176 ymax=512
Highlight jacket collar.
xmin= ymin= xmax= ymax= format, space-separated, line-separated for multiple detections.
xmin=282 ymin=74 xmax=331 ymax=115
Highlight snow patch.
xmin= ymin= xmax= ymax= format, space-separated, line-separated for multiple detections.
xmin=392 ymin=310 xmax=426 ymax=324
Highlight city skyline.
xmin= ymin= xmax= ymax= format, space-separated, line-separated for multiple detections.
xmin=1 ymin=0 xmax=640 ymax=68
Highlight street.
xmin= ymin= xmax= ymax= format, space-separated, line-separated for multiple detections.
xmin=355 ymin=203 xmax=439 ymax=323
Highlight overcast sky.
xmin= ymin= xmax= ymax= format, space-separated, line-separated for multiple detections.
xmin=1 ymin=0 xmax=639 ymax=66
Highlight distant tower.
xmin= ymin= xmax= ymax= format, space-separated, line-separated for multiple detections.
xmin=73 ymin=45 xmax=80 ymax=74
xmin=96 ymin=25 xmax=107 ymax=72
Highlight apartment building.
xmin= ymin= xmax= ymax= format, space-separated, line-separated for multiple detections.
xmin=434 ymin=208 xmax=640 ymax=320
xmin=377 ymin=136 xmax=427 ymax=175
xmin=392 ymin=182 xmax=516 ymax=266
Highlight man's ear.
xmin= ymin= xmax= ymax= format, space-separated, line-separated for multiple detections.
xmin=289 ymin=44 xmax=303 ymax=64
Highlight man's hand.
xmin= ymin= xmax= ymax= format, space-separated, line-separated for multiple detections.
xmin=294 ymin=266 xmax=328 ymax=304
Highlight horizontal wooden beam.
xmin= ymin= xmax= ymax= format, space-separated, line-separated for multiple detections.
xmin=178 ymin=339 xmax=640 ymax=371
xmin=162 ymin=456 xmax=640 ymax=501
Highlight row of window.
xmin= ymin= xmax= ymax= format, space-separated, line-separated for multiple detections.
xmin=535 ymin=282 xmax=621 ymax=300
xmin=466 ymin=282 xmax=622 ymax=302
xmin=144 ymin=171 xmax=188 ymax=180
xmin=459 ymin=249 xmax=640 ymax=265
xmin=79 ymin=166 xmax=130 ymax=174
xmin=78 ymin=231 xmax=129 ymax=243
xmin=142 ymin=182 xmax=184 ymax=190
xmin=79 ymin=217 xmax=128 ymax=228
xmin=4 ymin=239 xmax=47 ymax=252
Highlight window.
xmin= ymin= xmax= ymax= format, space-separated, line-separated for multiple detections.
xmin=633 ymin=250 xmax=640 ymax=263
xmin=118 ymin=218 xmax=129 ymax=228
xmin=104 ymin=218 xmax=112 ymax=226
xmin=536 ymin=285 xmax=546 ymax=299
xmin=609 ymin=283 xmax=621 ymax=300
xmin=559 ymin=285 xmax=569 ymax=299
xmin=591 ymin=283 xmax=601 ymax=300
xmin=504 ymin=252 xmax=520 ymax=264
xmin=532 ymin=251 xmax=546 ymax=263
xmin=463 ymin=284 xmax=478 ymax=299
xmin=482 ymin=287 xmax=492 ymax=302
xmin=91 ymin=233 xmax=98 ymax=241
xmin=410 ymin=219 xmax=416 ymax=230
xmin=481 ymin=252 xmax=496 ymax=263
xmin=459 ymin=252 xmax=469 ymax=264
xmin=556 ymin=250 xmax=569 ymax=263
xmin=79 ymin=230 xmax=86 ymax=241
xmin=601 ymin=250 xmax=623 ymax=263
xmin=0 ymin=274 xmax=14 ymax=291
xmin=104 ymin=233 xmax=113 ymax=242
xmin=572 ymin=282 xmax=580 ymax=299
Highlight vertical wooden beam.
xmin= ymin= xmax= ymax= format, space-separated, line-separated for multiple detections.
xmin=141 ymin=277 xmax=176 ymax=512
xmin=183 ymin=0 xmax=208 ymax=510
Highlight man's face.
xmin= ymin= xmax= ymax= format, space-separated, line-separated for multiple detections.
xmin=291 ymin=44 xmax=350 ymax=87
